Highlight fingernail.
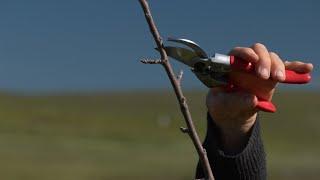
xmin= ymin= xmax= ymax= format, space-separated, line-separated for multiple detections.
xmin=276 ymin=70 xmax=284 ymax=80
xmin=259 ymin=67 xmax=269 ymax=79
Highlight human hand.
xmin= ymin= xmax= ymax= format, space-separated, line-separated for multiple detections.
xmin=206 ymin=43 xmax=313 ymax=152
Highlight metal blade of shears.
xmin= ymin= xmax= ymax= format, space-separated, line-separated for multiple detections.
xmin=167 ymin=37 xmax=208 ymax=58
xmin=157 ymin=46 xmax=200 ymax=67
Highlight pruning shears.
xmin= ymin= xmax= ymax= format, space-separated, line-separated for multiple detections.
xmin=159 ymin=37 xmax=311 ymax=113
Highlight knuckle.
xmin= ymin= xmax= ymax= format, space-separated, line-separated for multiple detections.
xmin=269 ymin=51 xmax=278 ymax=57
xmin=231 ymin=47 xmax=242 ymax=53
xmin=252 ymin=42 xmax=266 ymax=49
xmin=244 ymin=48 xmax=255 ymax=54
xmin=246 ymin=49 xmax=257 ymax=58
xmin=228 ymin=47 xmax=241 ymax=54
xmin=269 ymin=52 xmax=283 ymax=67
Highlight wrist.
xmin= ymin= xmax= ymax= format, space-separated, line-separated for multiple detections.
xmin=217 ymin=113 xmax=257 ymax=154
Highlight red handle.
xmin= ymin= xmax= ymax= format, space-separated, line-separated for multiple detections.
xmin=230 ymin=56 xmax=311 ymax=84
xmin=284 ymin=70 xmax=311 ymax=84
xmin=256 ymin=100 xmax=276 ymax=113
xmin=228 ymin=56 xmax=311 ymax=113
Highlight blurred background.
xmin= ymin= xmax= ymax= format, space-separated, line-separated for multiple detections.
xmin=0 ymin=0 xmax=319 ymax=179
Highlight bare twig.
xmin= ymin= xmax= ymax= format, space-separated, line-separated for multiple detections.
xmin=138 ymin=0 xmax=214 ymax=179
xmin=141 ymin=58 xmax=162 ymax=64
xmin=180 ymin=126 xmax=189 ymax=133
xmin=177 ymin=70 xmax=184 ymax=83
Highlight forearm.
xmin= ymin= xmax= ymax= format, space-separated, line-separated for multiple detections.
xmin=195 ymin=113 xmax=266 ymax=180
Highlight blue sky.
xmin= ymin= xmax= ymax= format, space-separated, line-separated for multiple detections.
xmin=0 ymin=0 xmax=318 ymax=93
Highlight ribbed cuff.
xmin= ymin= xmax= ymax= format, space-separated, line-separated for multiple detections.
xmin=195 ymin=113 xmax=266 ymax=180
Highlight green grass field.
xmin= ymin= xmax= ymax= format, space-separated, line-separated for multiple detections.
xmin=0 ymin=90 xmax=318 ymax=180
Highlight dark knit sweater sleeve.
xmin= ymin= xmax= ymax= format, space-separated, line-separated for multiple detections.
xmin=195 ymin=114 xmax=266 ymax=180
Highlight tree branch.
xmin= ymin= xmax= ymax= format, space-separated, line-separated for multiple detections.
xmin=138 ymin=1 xmax=214 ymax=179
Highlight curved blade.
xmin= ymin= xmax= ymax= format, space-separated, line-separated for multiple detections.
xmin=167 ymin=37 xmax=208 ymax=58
xmin=161 ymin=46 xmax=199 ymax=67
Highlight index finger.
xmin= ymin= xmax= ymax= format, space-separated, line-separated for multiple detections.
xmin=228 ymin=47 xmax=259 ymax=63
